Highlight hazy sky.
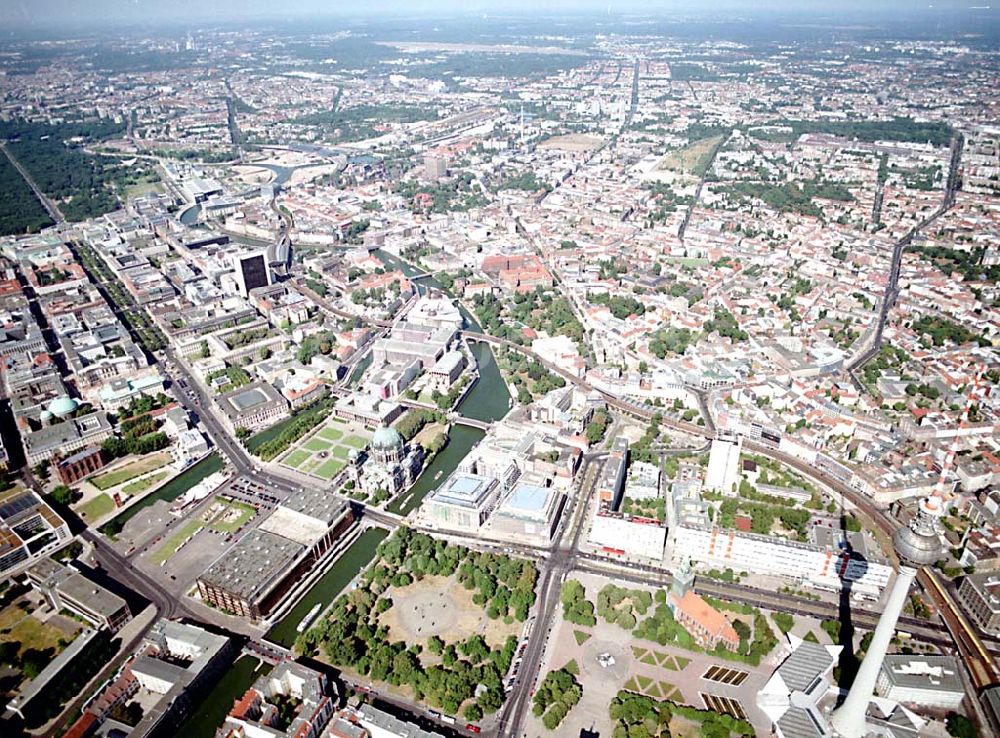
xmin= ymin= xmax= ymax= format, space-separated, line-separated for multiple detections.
xmin=2 ymin=0 xmax=996 ymax=31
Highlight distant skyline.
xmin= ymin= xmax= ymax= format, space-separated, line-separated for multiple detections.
xmin=2 ymin=0 xmax=997 ymax=32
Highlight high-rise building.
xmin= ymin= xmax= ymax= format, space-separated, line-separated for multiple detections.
xmin=704 ymin=433 xmax=742 ymax=495
xmin=829 ymin=496 xmax=944 ymax=738
xmin=424 ymin=154 xmax=448 ymax=181
xmin=232 ymin=249 xmax=272 ymax=297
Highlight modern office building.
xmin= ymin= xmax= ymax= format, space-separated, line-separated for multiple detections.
xmin=626 ymin=460 xmax=661 ymax=501
xmin=489 ymin=482 xmax=564 ymax=542
xmin=232 ymin=249 xmax=272 ymax=297
xmin=757 ymin=639 xmax=840 ymax=738
xmin=425 ymin=471 xmax=500 ymax=530
xmin=672 ymin=523 xmax=892 ymax=599
xmin=876 ymin=655 xmax=964 ymax=709
xmin=197 ymin=529 xmax=305 ymax=619
xmin=957 ymin=572 xmax=1000 ymax=635
xmin=199 ymin=496 xmax=353 ymax=619
xmin=0 ymin=487 xmax=72 ymax=578
xmin=26 ymin=558 xmax=131 ymax=631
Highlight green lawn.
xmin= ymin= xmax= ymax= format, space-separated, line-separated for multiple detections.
xmin=304 ymin=438 xmax=331 ymax=453
xmin=150 ymin=520 xmax=203 ymax=565
xmin=121 ymin=471 xmax=169 ymax=496
xmin=301 ymin=457 xmax=321 ymax=472
xmin=284 ymin=449 xmax=311 ymax=468
xmin=77 ymin=493 xmax=114 ymax=521
xmin=318 ymin=427 xmax=344 ymax=442
xmin=574 ymin=630 xmax=592 ymax=646
xmin=332 ymin=446 xmax=352 ymax=459
xmin=315 ymin=458 xmax=345 ymax=480
xmin=0 ymin=602 xmax=75 ymax=656
xmin=91 ymin=452 xmax=172 ymax=490
xmin=343 ymin=434 xmax=368 ymax=449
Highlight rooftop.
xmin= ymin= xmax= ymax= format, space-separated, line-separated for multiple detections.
xmin=198 ymin=528 xmax=305 ymax=603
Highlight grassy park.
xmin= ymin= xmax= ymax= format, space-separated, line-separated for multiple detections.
xmin=278 ymin=419 xmax=369 ymax=481
xmin=90 ymin=452 xmax=172 ymax=490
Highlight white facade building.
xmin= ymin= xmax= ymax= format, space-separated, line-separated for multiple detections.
xmin=705 ymin=434 xmax=743 ymax=495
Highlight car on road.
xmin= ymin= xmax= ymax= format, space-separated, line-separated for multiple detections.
xmin=465 ymin=725 xmax=481 ymax=733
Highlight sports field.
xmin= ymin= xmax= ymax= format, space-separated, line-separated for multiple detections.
xmin=278 ymin=419 xmax=370 ymax=481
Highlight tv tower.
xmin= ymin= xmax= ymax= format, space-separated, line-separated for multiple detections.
xmin=829 ymin=496 xmax=944 ymax=738
xmin=831 ymin=359 xmax=984 ymax=737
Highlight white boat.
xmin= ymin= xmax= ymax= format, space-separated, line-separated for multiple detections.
xmin=296 ymin=603 xmax=322 ymax=633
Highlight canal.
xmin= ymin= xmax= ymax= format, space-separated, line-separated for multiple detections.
xmin=373 ymin=249 xmax=511 ymax=423
xmin=98 ymin=453 xmax=224 ymax=538
xmin=177 ymin=655 xmax=272 ymax=738
xmin=386 ymin=423 xmax=485 ymax=516
xmin=372 ymin=249 xmax=511 ymax=515
xmin=266 ymin=527 xmax=388 ymax=648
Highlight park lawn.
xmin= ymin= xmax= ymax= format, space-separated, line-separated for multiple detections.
xmin=657 ymin=134 xmax=724 ymax=176
xmin=640 ymin=652 xmax=658 ymax=666
xmin=91 ymin=452 xmax=172 ymax=490
xmin=150 ymin=520 xmax=203 ymax=566
xmin=77 ymin=493 xmax=114 ymax=521
xmin=318 ymin=427 xmax=344 ymax=442
xmin=284 ymin=449 xmax=311 ymax=468
xmin=624 ymin=676 xmax=641 ymax=692
xmin=664 ymin=256 xmax=710 ymax=268
xmin=301 ymin=457 xmax=321 ymax=473
xmin=343 ymin=434 xmax=368 ymax=449
xmin=121 ymin=471 xmax=169 ymax=497
xmin=574 ymin=630 xmax=592 ymax=646
xmin=659 ymin=683 xmax=681 ymax=700
xmin=0 ymin=603 xmax=73 ymax=656
xmin=563 ymin=659 xmax=579 ymax=676
xmin=315 ymin=458 xmax=345 ymax=480
xmin=209 ymin=499 xmax=255 ymax=533
xmin=303 ymin=438 xmax=331 ymax=453
xmin=332 ymin=446 xmax=352 ymax=460
xmin=637 ymin=675 xmax=653 ymax=690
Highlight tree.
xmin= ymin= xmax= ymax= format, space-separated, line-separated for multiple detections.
xmin=50 ymin=485 xmax=80 ymax=505
xmin=464 ymin=703 xmax=484 ymax=722
xmin=945 ymin=712 xmax=977 ymax=738
xmin=33 ymin=461 xmax=50 ymax=481
xmin=235 ymin=426 xmax=251 ymax=441
xmin=773 ymin=612 xmax=795 ymax=634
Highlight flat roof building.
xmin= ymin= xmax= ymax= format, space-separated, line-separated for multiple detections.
xmin=958 ymin=573 xmax=1000 ymax=636
xmin=198 ymin=495 xmax=354 ymax=620
xmin=26 ymin=558 xmax=130 ymax=632
xmin=217 ymin=381 xmax=289 ymax=432
xmin=489 ymin=482 xmax=564 ymax=542
xmin=876 ymin=655 xmax=964 ymax=709
xmin=197 ymin=529 xmax=305 ymax=619
xmin=0 ymin=487 xmax=72 ymax=578
xmin=426 ymin=471 xmax=500 ymax=531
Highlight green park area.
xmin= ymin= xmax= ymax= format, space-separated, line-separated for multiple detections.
xmin=91 ymin=452 xmax=172 ymax=491
xmin=76 ymin=493 xmax=115 ymax=521
xmin=149 ymin=496 xmax=255 ymax=565
xmin=279 ymin=420 xmax=369 ymax=481
xmin=297 ymin=527 xmax=536 ymax=722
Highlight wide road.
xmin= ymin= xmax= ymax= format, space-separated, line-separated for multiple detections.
xmin=844 ymin=133 xmax=964 ymax=373
xmin=496 ymin=450 xmax=606 ymax=738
